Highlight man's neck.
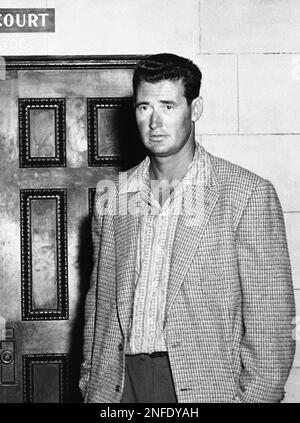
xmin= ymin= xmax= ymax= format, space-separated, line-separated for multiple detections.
xmin=149 ymin=140 xmax=196 ymax=183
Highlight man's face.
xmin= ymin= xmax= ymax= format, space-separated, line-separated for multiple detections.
xmin=135 ymin=79 xmax=202 ymax=158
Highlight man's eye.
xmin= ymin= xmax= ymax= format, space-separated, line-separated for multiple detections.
xmin=139 ymin=105 xmax=148 ymax=111
xmin=165 ymin=105 xmax=173 ymax=110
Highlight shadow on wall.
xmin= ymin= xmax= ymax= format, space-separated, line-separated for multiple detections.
xmin=68 ymin=215 xmax=93 ymax=403
xmin=67 ymin=101 xmax=146 ymax=402
xmin=111 ymin=98 xmax=147 ymax=171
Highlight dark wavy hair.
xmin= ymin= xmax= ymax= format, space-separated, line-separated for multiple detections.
xmin=133 ymin=53 xmax=202 ymax=105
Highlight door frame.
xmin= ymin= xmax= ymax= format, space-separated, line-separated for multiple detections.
xmin=3 ymin=55 xmax=146 ymax=70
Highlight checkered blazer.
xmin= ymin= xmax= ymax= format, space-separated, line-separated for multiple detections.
xmin=79 ymin=146 xmax=295 ymax=403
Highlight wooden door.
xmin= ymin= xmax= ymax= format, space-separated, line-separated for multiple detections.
xmin=0 ymin=56 xmax=144 ymax=403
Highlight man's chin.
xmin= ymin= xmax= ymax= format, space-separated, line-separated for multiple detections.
xmin=146 ymin=145 xmax=170 ymax=156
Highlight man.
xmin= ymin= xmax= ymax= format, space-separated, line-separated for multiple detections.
xmin=80 ymin=53 xmax=295 ymax=403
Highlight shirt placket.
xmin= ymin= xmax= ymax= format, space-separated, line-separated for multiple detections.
xmin=128 ymin=142 xmax=203 ymax=353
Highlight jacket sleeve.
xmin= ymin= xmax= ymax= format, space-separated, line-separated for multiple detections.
xmin=233 ymin=180 xmax=296 ymax=403
xmin=79 ymin=193 xmax=103 ymax=401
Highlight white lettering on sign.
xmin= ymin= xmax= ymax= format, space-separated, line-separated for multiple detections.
xmin=27 ymin=13 xmax=38 ymax=27
xmin=0 ymin=9 xmax=54 ymax=32
xmin=39 ymin=13 xmax=49 ymax=27
xmin=4 ymin=14 xmax=14 ymax=27
xmin=15 ymin=13 xmax=26 ymax=27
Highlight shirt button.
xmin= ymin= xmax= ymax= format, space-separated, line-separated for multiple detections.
xmin=115 ymin=385 xmax=120 ymax=392
xmin=118 ymin=343 xmax=124 ymax=351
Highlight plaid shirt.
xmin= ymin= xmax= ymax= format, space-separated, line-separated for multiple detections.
xmin=127 ymin=141 xmax=203 ymax=354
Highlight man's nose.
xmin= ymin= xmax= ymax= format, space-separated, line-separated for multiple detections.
xmin=149 ymin=110 xmax=162 ymax=129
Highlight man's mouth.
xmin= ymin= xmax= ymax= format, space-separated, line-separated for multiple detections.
xmin=149 ymin=134 xmax=167 ymax=141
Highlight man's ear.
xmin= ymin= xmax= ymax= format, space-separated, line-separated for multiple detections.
xmin=191 ymin=96 xmax=203 ymax=122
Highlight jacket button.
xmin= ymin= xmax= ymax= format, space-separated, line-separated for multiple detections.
xmin=118 ymin=343 xmax=124 ymax=351
xmin=171 ymin=341 xmax=180 ymax=348
xmin=115 ymin=385 xmax=120 ymax=392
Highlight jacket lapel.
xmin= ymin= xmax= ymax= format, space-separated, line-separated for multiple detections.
xmin=114 ymin=160 xmax=148 ymax=337
xmin=165 ymin=152 xmax=221 ymax=318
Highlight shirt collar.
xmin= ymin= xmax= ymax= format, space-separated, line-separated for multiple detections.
xmin=120 ymin=139 xmax=211 ymax=194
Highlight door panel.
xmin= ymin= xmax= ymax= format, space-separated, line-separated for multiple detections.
xmin=0 ymin=56 xmax=144 ymax=403
xmin=20 ymin=188 xmax=68 ymax=320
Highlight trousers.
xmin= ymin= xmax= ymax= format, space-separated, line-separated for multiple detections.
xmin=120 ymin=352 xmax=178 ymax=403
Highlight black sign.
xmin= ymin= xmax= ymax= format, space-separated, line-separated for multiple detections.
xmin=0 ymin=8 xmax=55 ymax=32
